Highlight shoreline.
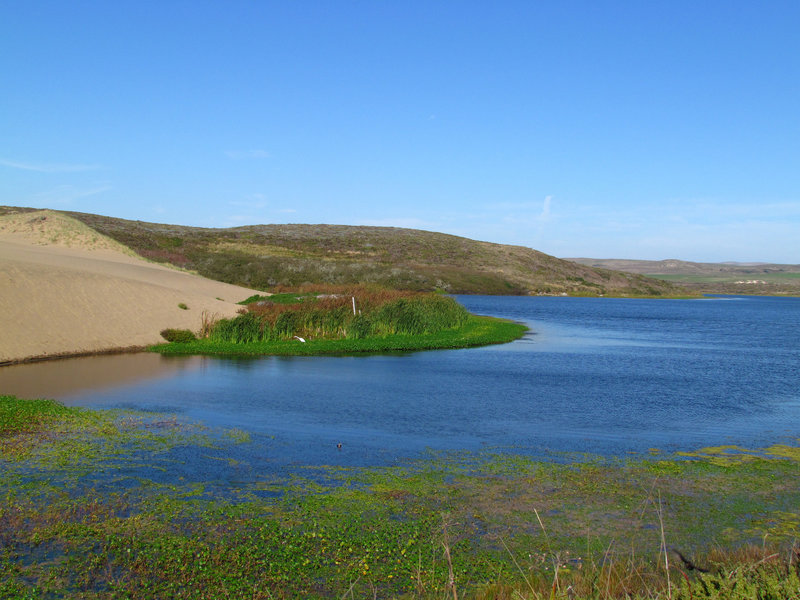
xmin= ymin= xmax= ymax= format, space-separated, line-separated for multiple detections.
xmin=0 ymin=344 xmax=149 ymax=368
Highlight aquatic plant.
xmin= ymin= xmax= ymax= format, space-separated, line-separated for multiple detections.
xmin=5 ymin=394 xmax=800 ymax=598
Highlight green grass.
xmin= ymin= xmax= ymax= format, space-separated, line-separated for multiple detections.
xmin=2 ymin=395 xmax=800 ymax=598
xmin=0 ymin=395 xmax=78 ymax=436
xmin=238 ymin=291 xmax=326 ymax=305
xmin=151 ymin=315 xmax=527 ymax=356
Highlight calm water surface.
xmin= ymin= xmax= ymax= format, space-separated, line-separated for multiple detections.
xmin=3 ymin=295 xmax=799 ymax=472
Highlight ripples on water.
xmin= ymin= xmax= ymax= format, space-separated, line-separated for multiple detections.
xmin=2 ymin=295 xmax=799 ymax=474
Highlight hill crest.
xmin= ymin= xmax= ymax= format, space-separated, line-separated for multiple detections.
xmin=0 ymin=206 xmax=688 ymax=297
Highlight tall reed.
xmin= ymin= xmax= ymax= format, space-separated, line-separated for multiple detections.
xmin=208 ymin=287 xmax=470 ymax=343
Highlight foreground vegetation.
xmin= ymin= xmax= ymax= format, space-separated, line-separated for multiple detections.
xmin=153 ymin=286 xmax=529 ymax=356
xmin=2 ymin=394 xmax=800 ymax=599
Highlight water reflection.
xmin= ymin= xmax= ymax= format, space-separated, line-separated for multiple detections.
xmin=0 ymin=353 xmax=202 ymax=399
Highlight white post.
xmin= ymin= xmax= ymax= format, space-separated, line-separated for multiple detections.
xmin=352 ymin=296 xmax=356 ymax=315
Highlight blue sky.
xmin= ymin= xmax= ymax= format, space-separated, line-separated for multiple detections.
xmin=2 ymin=1 xmax=798 ymax=262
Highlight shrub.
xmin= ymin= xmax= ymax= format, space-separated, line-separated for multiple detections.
xmin=160 ymin=328 xmax=197 ymax=343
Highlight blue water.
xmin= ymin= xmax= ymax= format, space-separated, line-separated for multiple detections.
xmin=6 ymin=295 xmax=800 ymax=472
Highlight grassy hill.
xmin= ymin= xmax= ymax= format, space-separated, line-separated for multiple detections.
xmin=569 ymin=257 xmax=800 ymax=295
xmin=0 ymin=206 xmax=686 ymax=296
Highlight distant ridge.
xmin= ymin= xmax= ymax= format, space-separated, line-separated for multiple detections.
xmin=0 ymin=206 xmax=687 ymax=297
xmin=567 ymin=257 xmax=800 ymax=295
xmin=566 ymin=257 xmax=800 ymax=274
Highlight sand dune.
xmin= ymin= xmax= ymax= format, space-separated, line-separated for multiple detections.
xmin=0 ymin=210 xmax=260 ymax=364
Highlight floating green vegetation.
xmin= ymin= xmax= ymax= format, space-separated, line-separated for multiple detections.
xmin=2 ymin=395 xmax=800 ymax=599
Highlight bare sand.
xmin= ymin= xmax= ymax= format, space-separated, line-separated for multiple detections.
xmin=0 ymin=210 xmax=260 ymax=364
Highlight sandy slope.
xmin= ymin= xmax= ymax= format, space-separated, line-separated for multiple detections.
xmin=0 ymin=211 xmax=259 ymax=364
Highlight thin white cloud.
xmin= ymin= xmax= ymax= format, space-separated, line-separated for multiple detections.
xmin=35 ymin=184 xmax=112 ymax=204
xmin=229 ymin=195 xmax=269 ymax=209
xmin=0 ymin=158 xmax=102 ymax=173
xmin=356 ymin=217 xmax=436 ymax=230
xmin=539 ymin=195 xmax=552 ymax=221
xmin=222 ymin=215 xmax=254 ymax=226
xmin=485 ymin=200 xmax=542 ymax=210
xmin=225 ymin=149 xmax=270 ymax=160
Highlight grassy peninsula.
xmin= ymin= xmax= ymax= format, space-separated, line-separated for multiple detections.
xmin=3 ymin=394 xmax=800 ymax=599
xmin=152 ymin=286 xmax=528 ymax=356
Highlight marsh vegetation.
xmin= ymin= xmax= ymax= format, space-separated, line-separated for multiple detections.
xmin=2 ymin=394 xmax=799 ymax=599
xmin=154 ymin=285 xmax=528 ymax=356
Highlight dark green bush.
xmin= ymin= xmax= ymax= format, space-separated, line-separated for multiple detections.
xmin=160 ymin=328 xmax=197 ymax=343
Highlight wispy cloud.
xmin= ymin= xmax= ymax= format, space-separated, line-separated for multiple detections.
xmin=225 ymin=149 xmax=270 ymax=160
xmin=539 ymin=195 xmax=552 ymax=221
xmin=228 ymin=193 xmax=268 ymax=209
xmin=0 ymin=158 xmax=103 ymax=173
xmin=222 ymin=214 xmax=255 ymax=226
xmin=356 ymin=217 xmax=436 ymax=230
xmin=484 ymin=196 xmax=554 ymax=223
xmin=35 ymin=184 xmax=112 ymax=204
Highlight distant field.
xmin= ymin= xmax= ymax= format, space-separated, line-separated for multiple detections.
xmin=567 ymin=257 xmax=800 ymax=295
xmin=649 ymin=272 xmax=800 ymax=283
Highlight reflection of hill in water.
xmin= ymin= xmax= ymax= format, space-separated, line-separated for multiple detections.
xmin=0 ymin=353 xmax=204 ymax=399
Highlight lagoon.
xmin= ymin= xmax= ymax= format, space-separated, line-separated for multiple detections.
xmin=2 ymin=295 xmax=798 ymax=472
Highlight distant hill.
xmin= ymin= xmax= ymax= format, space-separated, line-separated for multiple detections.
xmin=0 ymin=206 xmax=687 ymax=296
xmin=567 ymin=258 xmax=800 ymax=295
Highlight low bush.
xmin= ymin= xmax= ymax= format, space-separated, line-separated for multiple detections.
xmin=159 ymin=328 xmax=197 ymax=343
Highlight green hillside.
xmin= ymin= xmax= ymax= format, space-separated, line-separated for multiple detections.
xmin=1 ymin=206 xmax=687 ymax=296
